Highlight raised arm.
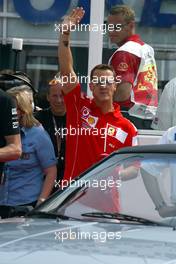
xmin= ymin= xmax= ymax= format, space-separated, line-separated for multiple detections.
xmin=58 ymin=7 xmax=85 ymax=94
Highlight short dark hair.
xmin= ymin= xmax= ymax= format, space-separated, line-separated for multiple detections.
xmin=110 ymin=5 xmax=135 ymax=23
xmin=90 ymin=64 xmax=116 ymax=81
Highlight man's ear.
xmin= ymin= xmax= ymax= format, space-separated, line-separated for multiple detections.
xmin=46 ymin=93 xmax=49 ymax=102
xmin=128 ymin=20 xmax=135 ymax=31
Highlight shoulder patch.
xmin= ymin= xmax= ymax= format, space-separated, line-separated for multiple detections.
xmin=117 ymin=62 xmax=129 ymax=72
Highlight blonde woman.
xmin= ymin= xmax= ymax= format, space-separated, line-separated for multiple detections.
xmin=0 ymin=88 xmax=57 ymax=218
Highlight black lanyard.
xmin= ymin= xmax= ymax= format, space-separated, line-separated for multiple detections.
xmin=52 ymin=115 xmax=63 ymax=159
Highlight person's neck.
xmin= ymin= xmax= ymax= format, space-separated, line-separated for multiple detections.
xmin=119 ymin=31 xmax=135 ymax=47
xmin=51 ymin=109 xmax=66 ymax=117
xmin=95 ymin=100 xmax=114 ymax=114
xmin=118 ymin=36 xmax=130 ymax=47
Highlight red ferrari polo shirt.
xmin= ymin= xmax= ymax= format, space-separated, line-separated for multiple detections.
xmin=63 ymin=84 xmax=138 ymax=180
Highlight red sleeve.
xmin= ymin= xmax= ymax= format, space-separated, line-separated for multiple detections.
xmin=111 ymin=51 xmax=141 ymax=84
xmin=64 ymin=83 xmax=81 ymax=107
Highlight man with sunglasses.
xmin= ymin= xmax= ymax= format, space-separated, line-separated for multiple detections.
xmin=108 ymin=5 xmax=158 ymax=129
xmin=58 ymin=7 xmax=138 ymax=182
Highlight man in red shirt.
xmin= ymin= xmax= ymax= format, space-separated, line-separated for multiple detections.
xmin=58 ymin=7 xmax=138 ymax=181
xmin=108 ymin=5 xmax=158 ymax=129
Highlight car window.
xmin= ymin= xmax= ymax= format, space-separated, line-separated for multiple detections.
xmin=39 ymin=153 xmax=176 ymax=225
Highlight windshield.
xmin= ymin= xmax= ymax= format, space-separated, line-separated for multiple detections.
xmin=35 ymin=152 xmax=176 ymax=226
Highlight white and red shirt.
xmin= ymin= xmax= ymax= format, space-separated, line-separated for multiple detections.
xmin=109 ymin=34 xmax=158 ymax=118
xmin=63 ymin=84 xmax=138 ymax=180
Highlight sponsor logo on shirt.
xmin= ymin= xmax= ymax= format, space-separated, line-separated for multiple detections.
xmin=107 ymin=124 xmax=128 ymax=144
xmin=20 ymin=152 xmax=30 ymax=160
xmin=108 ymin=143 xmax=115 ymax=149
xmin=12 ymin=108 xmax=17 ymax=115
xmin=12 ymin=121 xmax=19 ymax=129
xmin=107 ymin=126 xmax=116 ymax=137
xmin=117 ymin=62 xmax=128 ymax=72
xmin=81 ymin=106 xmax=98 ymax=128
xmin=81 ymin=106 xmax=90 ymax=119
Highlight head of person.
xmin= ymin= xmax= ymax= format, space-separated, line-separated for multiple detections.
xmin=0 ymin=70 xmax=36 ymax=94
xmin=108 ymin=5 xmax=135 ymax=46
xmin=90 ymin=64 xmax=116 ymax=103
xmin=7 ymin=84 xmax=34 ymax=109
xmin=47 ymin=77 xmax=66 ymax=116
xmin=7 ymin=87 xmax=39 ymax=128
xmin=13 ymin=71 xmax=36 ymax=93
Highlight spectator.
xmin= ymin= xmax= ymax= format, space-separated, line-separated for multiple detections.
xmin=8 ymin=84 xmax=41 ymax=112
xmin=0 ymin=71 xmax=42 ymax=111
xmin=35 ymin=78 xmax=66 ymax=189
xmin=0 ymin=88 xmax=21 ymax=184
xmin=7 ymin=84 xmax=33 ymax=104
xmin=158 ymin=127 xmax=176 ymax=211
xmin=0 ymin=88 xmax=57 ymax=218
xmin=58 ymin=7 xmax=138 ymax=182
xmin=140 ymin=126 xmax=176 ymax=217
xmin=107 ymin=5 xmax=158 ymax=129
xmin=151 ymin=78 xmax=176 ymax=130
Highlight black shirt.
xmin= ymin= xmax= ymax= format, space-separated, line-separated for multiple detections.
xmin=35 ymin=108 xmax=66 ymax=182
xmin=0 ymin=89 xmax=19 ymax=181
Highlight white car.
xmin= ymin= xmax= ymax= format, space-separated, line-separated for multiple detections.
xmin=0 ymin=145 xmax=176 ymax=264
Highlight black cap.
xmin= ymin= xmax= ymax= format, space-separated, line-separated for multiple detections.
xmin=0 ymin=71 xmax=37 ymax=93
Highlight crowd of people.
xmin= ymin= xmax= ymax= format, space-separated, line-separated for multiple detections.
xmin=0 ymin=5 xmax=175 ymax=218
